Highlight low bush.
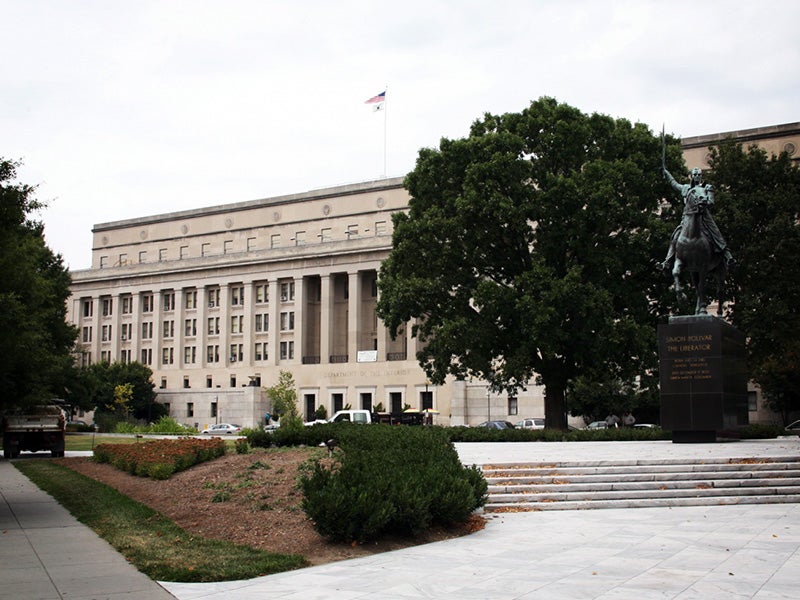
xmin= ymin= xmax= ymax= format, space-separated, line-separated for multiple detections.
xmin=444 ymin=425 xmax=672 ymax=442
xmin=298 ymin=426 xmax=487 ymax=543
xmin=93 ymin=437 xmax=225 ymax=480
xmin=111 ymin=416 xmax=197 ymax=435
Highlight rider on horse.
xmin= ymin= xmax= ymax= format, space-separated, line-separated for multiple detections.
xmin=659 ymin=167 xmax=734 ymax=271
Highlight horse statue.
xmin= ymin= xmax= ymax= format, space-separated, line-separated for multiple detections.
xmin=660 ymin=165 xmax=733 ymax=316
xmin=670 ymin=190 xmax=728 ymax=315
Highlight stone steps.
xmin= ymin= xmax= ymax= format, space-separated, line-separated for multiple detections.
xmin=482 ymin=456 xmax=800 ymax=512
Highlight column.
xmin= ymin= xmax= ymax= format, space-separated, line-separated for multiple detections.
xmin=347 ymin=271 xmax=359 ymax=362
xmin=320 ymin=274 xmax=332 ymax=364
xmin=267 ymin=279 xmax=279 ymax=366
xmin=294 ymin=276 xmax=304 ymax=363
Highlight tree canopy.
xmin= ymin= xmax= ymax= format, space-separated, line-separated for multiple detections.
xmin=708 ymin=141 xmax=800 ymax=422
xmin=79 ymin=361 xmax=163 ymax=424
xmin=377 ymin=98 xmax=677 ymax=428
xmin=0 ymin=158 xmax=77 ymax=412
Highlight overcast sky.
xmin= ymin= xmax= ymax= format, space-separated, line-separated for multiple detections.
xmin=4 ymin=0 xmax=799 ymax=270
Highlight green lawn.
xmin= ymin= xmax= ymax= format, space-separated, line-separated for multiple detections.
xmin=14 ymin=460 xmax=307 ymax=582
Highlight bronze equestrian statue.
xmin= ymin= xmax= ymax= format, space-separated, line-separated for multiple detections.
xmin=660 ymin=166 xmax=734 ymax=315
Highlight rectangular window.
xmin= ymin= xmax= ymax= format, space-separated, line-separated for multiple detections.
xmin=121 ymin=296 xmax=133 ymax=314
xmin=102 ymin=298 xmax=113 ymax=317
xmin=120 ymin=322 xmax=132 ymax=341
xmin=187 ymin=402 xmax=194 ymax=417
xmin=508 ymin=396 xmax=518 ymax=416
xmin=184 ymin=318 xmax=197 ymax=337
xmin=231 ymin=285 xmax=244 ymax=306
xmin=247 ymin=237 xmax=256 ymax=251
xmin=138 ymin=251 xmax=147 ymax=263
xmin=180 ymin=245 xmax=189 ymax=259
xmin=183 ymin=377 xmax=190 ymax=389
xmin=120 ymin=348 xmax=131 ymax=363
xmin=99 ymin=256 xmax=108 ymax=268
xmin=229 ymin=344 xmax=243 ymax=362
xmin=183 ymin=346 xmax=197 ymax=364
xmin=101 ymin=324 xmax=112 ymax=342
xmin=224 ymin=240 xmax=233 ymax=254
xmin=159 ymin=248 xmax=167 ymax=262
xmin=206 ymin=345 xmax=219 ymax=363
xmin=141 ymin=294 xmax=153 ymax=313
xmin=162 ymin=320 xmax=175 ymax=339
xmin=210 ymin=401 xmax=217 ymax=416
xmin=280 ymin=281 xmax=295 ymax=302
xmin=230 ymin=315 xmax=244 ymax=334
xmin=201 ymin=242 xmax=211 ymax=257
xmin=161 ymin=347 xmax=174 ymax=365
xmin=100 ymin=350 xmax=111 ymax=362
xmin=184 ymin=290 xmax=197 ymax=309
xmin=82 ymin=299 xmax=93 ymax=318
xmin=82 ymin=326 xmax=92 ymax=343
xmin=118 ymin=253 xmax=128 ymax=266
xmin=279 ymin=340 xmax=294 ymax=360
xmin=270 ymin=234 xmax=281 ymax=248
xmin=254 ymin=342 xmax=266 ymax=361
xmin=163 ymin=292 xmax=175 ymax=312
xmin=207 ymin=287 xmax=220 ymax=308
xmin=207 ymin=317 xmax=220 ymax=335
xmin=140 ymin=348 xmax=152 ymax=365
xmin=748 ymin=391 xmax=758 ymax=412
xmin=346 ymin=224 xmax=358 ymax=238
xmin=279 ymin=311 xmax=295 ymax=331
xmin=141 ymin=321 xmax=153 ymax=340
xmin=320 ymin=227 xmax=332 ymax=242
xmin=254 ymin=284 xmax=268 ymax=304
xmin=255 ymin=313 xmax=269 ymax=332
xmin=295 ymin=230 xmax=306 ymax=245
xmin=375 ymin=220 xmax=387 ymax=236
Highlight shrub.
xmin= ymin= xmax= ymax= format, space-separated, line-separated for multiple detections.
xmin=93 ymin=437 xmax=225 ymax=479
xmin=234 ymin=438 xmax=250 ymax=454
xmin=298 ymin=426 xmax=487 ymax=543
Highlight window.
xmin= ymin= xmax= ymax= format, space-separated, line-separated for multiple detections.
xmin=247 ymin=237 xmax=256 ymax=251
xmin=254 ymin=284 xmax=268 ymax=304
xmin=100 ymin=350 xmax=111 ymax=363
xmin=375 ymin=220 xmax=387 ymax=236
xmin=162 ymin=320 xmax=175 ymax=339
xmin=279 ymin=311 xmax=295 ymax=331
xmin=270 ymin=234 xmax=281 ymax=248
xmin=82 ymin=299 xmax=93 ymax=318
xmin=231 ymin=285 xmax=244 ymax=306
xmin=141 ymin=293 xmax=153 ymax=313
xmin=748 ymin=391 xmax=758 ymax=412
xmin=160 ymin=378 xmax=167 ymax=389
xmin=206 ymin=345 xmax=220 ymax=363
xmin=332 ymin=393 xmax=344 ymax=413
xmin=255 ymin=313 xmax=268 ymax=332
xmin=159 ymin=248 xmax=167 ymax=262
xmin=184 ymin=290 xmax=197 ymax=309
xmin=141 ymin=321 xmax=153 ymax=339
xmin=207 ymin=317 xmax=220 ymax=335
xmin=101 ymin=324 xmax=112 ymax=342
xmin=224 ymin=240 xmax=233 ymax=254
xmin=184 ymin=318 xmax=197 ymax=337
xmin=102 ymin=298 xmax=113 ymax=317
xmin=140 ymin=348 xmax=152 ymax=365
xmin=139 ymin=251 xmax=147 ymax=263
xmin=346 ymin=224 xmax=358 ymax=238
xmin=280 ymin=281 xmax=295 ymax=302
xmin=210 ymin=401 xmax=217 ymax=417
xmin=295 ymin=230 xmax=306 ymax=245
xmin=180 ymin=245 xmax=189 ymax=259
xmin=120 ymin=349 xmax=131 ymax=363
xmin=120 ymin=322 xmax=132 ymax=341
xmin=230 ymin=375 xmax=237 ymax=388
xmin=163 ymin=292 xmax=175 ymax=312
xmin=508 ymin=396 xmax=518 ymax=416
xmin=82 ymin=326 xmax=92 ymax=343
xmin=99 ymin=256 xmax=108 ymax=268
xmin=230 ymin=315 xmax=244 ymax=334
xmin=254 ymin=342 xmax=267 ymax=361
xmin=162 ymin=347 xmax=174 ymax=365
xmin=229 ymin=344 xmax=243 ymax=362
xmin=206 ymin=376 xmax=213 ymax=389
xmin=421 ymin=390 xmax=433 ymax=411
xmin=201 ymin=242 xmax=211 ymax=257
xmin=183 ymin=377 xmax=190 ymax=389
xmin=184 ymin=346 xmax=197 ymax=364
xmin=121 ymin=296 xmax=133 ymax=314
xmin=118 ymin=253 xmax=128 ymax=265
xmin=320 ymin=227 xmax=332 ymax=242
xmin=279 ymin=340 xmax=294 ymax=360
xmin=207 ymin=287 xmax=220 ymax=308
xmin=187 ymin=402 xmax=194 ymax=417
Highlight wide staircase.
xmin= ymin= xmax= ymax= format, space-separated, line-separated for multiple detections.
xmin=482 ymin=456 xmax=800 ymax=513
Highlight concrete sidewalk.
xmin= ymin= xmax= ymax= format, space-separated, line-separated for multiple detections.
xmin=162 ymin=439 xmax=800 ymax=600
xmin=3 ymin=439 xmax=799 ymax=599
xmin=0 ymin=458 xmax=175 ymax=600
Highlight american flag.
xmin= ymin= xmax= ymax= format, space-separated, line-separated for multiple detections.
xmin=364 ymin=91 xmax=386 ymax=104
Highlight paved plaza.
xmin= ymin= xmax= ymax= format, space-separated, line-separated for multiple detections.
xmin=2 ymin=439 xmax=799 ymax=599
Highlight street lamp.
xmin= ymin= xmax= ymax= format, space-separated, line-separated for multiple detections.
xmin=487 ymin=387 xmax=491 ymax=422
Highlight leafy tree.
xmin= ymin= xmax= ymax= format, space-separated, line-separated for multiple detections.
xmin=707 ymin=141 xmax=800 ymax=422
xmin=266 ymin=370 xmax=301 ymax=428
xmin=82 ymin=361 xmax=162 ymax=423
xmin=0 ymin=158 xmax=77 ymax=412
xmin=377 ymin=98 xmax=676 ymax=428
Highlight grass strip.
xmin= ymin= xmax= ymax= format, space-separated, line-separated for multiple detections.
xmin=14 ymin=460 xmax=307 ymax=582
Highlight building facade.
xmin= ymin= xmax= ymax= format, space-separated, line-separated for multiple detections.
xmin=67 ymin=122 xmax=799 ymax=429
xmin=68 ymin=178 xmax=541 ymax=429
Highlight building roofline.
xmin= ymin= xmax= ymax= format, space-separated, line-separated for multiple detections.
xmin=92 ymin=176 xmax=406 ymax=233
xmin=681 ymin=122 xmax=800 ymax=149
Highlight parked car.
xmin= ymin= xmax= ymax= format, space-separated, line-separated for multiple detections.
xmin=201 ymin=423 xmax=242 ymax=435
xmin=785 ymin=420 xmax=800 ymax=436
xmin=587 ymin=421 xmax=608 ymax=429
xmin=634 ymin=423 xmax=660 ymax=429
xmin=476 ymin=420 xmax=516 ymax=430
xmin=515 ymin=417 xmax=545 ymax=430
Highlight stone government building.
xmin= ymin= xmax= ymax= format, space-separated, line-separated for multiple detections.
xmin=67 ymin=122 xmax=799 ymax=430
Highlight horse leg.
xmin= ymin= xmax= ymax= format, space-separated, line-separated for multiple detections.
xmin=672 ymin=259 xmax=687 ymax=303
xmin=695 ymin=272 xmax=708 ymax=315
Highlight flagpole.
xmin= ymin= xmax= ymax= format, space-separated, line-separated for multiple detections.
xmin=383 ymin=84 xmax=388 ymax=178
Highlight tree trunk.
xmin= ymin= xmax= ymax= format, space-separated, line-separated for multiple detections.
xmin=544 ymin=384 xmax=567 ymax=429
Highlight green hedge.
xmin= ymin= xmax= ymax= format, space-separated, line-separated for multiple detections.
xmin=298 ymin=426 xmax=487 ymax=543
